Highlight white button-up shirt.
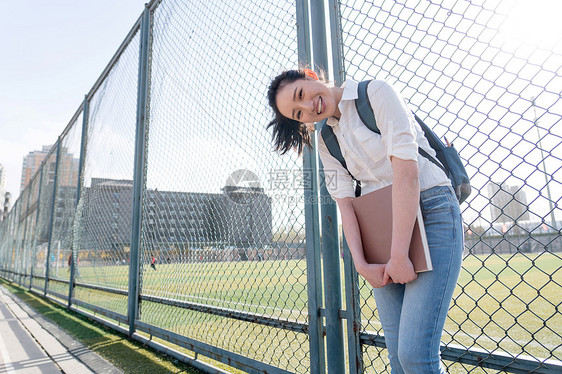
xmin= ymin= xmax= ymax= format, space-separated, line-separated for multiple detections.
xmin=318 ymin=79 xmax=451 ymax=199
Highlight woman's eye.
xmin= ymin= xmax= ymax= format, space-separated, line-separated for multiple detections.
xmin=299 ymin=89 xmax=303 ymax=99
xmin=297 ymin=111 xmax=301 ymax=120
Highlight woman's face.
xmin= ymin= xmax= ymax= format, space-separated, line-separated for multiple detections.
xmin=275 ymin=78 xmax=340 ymax=126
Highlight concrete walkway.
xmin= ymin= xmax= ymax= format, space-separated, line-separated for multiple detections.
xmin=0 ymin=285 xmax=122 ymax=374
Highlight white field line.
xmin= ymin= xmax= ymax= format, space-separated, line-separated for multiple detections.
xmin=144 ymin=289 xmax=307 ymax=320
xmin=443 ymin=330 xmax=561 ymax=352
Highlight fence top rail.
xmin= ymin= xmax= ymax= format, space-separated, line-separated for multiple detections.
xmin=147 ymin=0 xmax=164 ymax=12
xmin=85 ymin=13 xmax=142 ymax=101
xmin=58 ymin=103 xmax=84 ymax=142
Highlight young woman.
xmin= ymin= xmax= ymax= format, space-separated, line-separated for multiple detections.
xmin=267 ymin=69 xmax=463 ymax=373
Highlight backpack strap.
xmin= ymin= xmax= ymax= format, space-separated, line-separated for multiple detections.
xmin=413 ymin=114 xmax=447 ymax=175
xmin=319 ymin=119 xmax=362 ymax=197
xmin=319 ymin=119 xmax=347 ymax=170
xmin=355 ymin=80 xmax=379 ymax=133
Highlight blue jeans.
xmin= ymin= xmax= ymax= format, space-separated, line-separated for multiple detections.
xmin=372 ymin=185 xmax=464 ymax=374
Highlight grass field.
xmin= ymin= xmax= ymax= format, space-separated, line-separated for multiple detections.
xmin=41 ymin=251 xmax=561 ymax=373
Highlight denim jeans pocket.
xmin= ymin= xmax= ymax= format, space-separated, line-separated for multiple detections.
xmin=421 ymin=186 xmax=455 ymax=215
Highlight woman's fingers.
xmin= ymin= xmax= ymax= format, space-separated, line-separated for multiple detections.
xmin=382 ymin=269 xmax=391 ymax=286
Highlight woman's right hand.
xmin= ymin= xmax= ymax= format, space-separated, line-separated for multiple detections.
xmin=355 ymin=262 xmax=392 ymax=288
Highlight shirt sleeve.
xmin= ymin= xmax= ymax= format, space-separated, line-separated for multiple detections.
xmin=369 ymin=81 xmax=419 ymax=162
xmin=317 ymin=133 xmax=355 ymax=199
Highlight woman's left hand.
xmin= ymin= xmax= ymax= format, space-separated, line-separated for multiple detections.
xmin=383 ymin=256 xmax=417 ymax=284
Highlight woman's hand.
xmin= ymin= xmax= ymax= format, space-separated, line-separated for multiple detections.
xmin=383 ymin=255 xmax=417 ymax=284
xmin=356 ymin=262 xmax=393 ymax=288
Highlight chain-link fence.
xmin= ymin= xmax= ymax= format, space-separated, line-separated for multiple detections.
xmin=0 ymin=0 xmax=560 ymax=373
xmin=136 ymin=1 xmax=310 ymax=372
xmin=335 ymin=1 xmax=561 ymax=373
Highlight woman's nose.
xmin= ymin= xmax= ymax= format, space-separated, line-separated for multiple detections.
xmin=300 ymin=100 xmax=314 ymax=112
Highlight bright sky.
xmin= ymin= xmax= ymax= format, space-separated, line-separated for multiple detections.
xmin=0 ymin=0 xmax=560 ymax=227
xmin=0 ymin=1 xmax=146 ymax=201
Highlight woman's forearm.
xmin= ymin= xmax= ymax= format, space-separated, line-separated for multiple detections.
xmin=390 ymin=157 xmax=420 ymax=260
xmin=337 ymin=196 xmax=390 ymax=288
xmin=336 ymin=197 xmax=367 ymax=268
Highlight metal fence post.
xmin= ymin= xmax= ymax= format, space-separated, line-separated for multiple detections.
xmin=18 ymin=186 xmax=33 ymax=286
xmin=29 ymin=168 xmax=45 ymax=290
xmin=9 ymin=201 xmax=22 ymax=282
xmin=310 ymin=0 xmax=346 ymax=372
xmin=297 ymin=0 xmax=327 ymax=373
xmin=0 ymin=225 xmax=5 ymax=278
xmin=68 ymin=97 xmax=89 ymax=308
xmin=128 ymin=5 xmax=152 ymax=337
xmin=327 ymin=0 xmax=364 ymax=372
xmin=13 ymin=192 xmax=24 ymax=283
xmin=44 ymin=141 xmax=61 ymax=296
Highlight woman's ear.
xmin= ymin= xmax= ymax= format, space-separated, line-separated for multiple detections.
xmin=304 ymin=69 xmax=319 ymax=80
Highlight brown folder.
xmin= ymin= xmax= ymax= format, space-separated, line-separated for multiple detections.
xmin=351 ymin=185 xmax=432 ymax=273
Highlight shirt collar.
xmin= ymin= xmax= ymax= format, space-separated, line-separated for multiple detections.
xmin=325 ymin=79 xmax=358 ymax=127
xmin=340 ymin=79 xmax=359 ymax=101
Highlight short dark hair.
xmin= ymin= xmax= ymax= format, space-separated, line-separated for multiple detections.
xmin=266 ymin=69 xmax=311 ymax=156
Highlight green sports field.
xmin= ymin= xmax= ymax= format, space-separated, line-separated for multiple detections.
xmin=64 ymin=251 xmax=561 ymax=373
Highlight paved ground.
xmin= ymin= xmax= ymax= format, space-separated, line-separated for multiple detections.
xmin=0 ymin=285 xmax=122 ymax=374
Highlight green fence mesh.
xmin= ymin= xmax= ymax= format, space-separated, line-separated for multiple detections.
xmin=0 ymin=1 xmax=560 ymax=373
xmin=338 ymin=0 xmax=561 ymax=372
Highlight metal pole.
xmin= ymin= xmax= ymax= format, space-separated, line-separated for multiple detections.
xmin=0 ymin=224 xmax=5 ymax=278
xmin=327 ymin=0 xmax=363 ymax=372
xmin=9 ymin=200 xmax=22 ymax=282
xmin=311 ymin=0 xmax=345 ymax=373
xmin=12 ymin=196 xmax=23 ymax=283
xmin=128 ymin=5 xmax=151 ymax=337
xmin=297 ymin=0 xmax=326 ymax=373
xmin=18 ymin=186 xmax=32 ymax=286
xmin=328 ymin=0 xmax=346 ymax=85
xmin=0 ymin=225 xmax=3 ymax=277
xmin=29 ymin=168 xmax=45 ymax=290
xmin=68 ymin=97 xmax=90 ymax=308
xmin=531 ymin=97 xmax=557 ymax=229
xmin=44 ymin=141 xmax=62 ymax=296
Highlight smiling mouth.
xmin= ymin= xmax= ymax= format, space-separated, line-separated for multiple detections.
xmin=317 ymin=97 xmax=323 ymax=115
